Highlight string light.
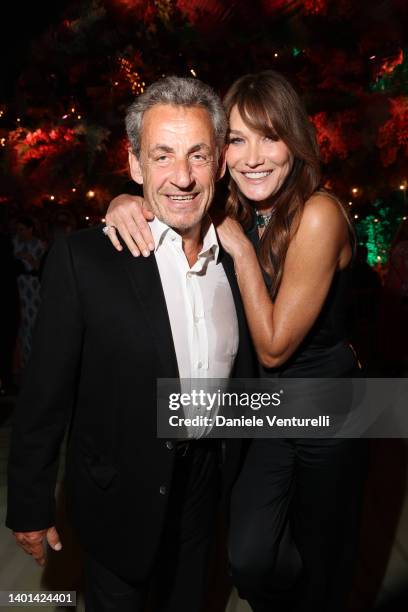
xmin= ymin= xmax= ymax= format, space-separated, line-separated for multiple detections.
xmin=85 ymin=216 xmax=90 ymax=221
xmin=118 ymin=58 xmax=144 ymax=94
xmin=77 ymin=115 xmax=82 ymax=120
xmin=274 ymin=53 xmax=279 ymax=58
xmin=354 ymin=214 xmax=359 ymax=219
xmin=16 ymin=118 xmax=21 ymax=123
xmin=400 ymin=184 xmax=406 ymax=191
xmin=101 ymin=217 xmax=106 ymax=223
xmin=86 ymin=190 xmax=95 ymax=198
xmin=403 ymin=216 xmax=408 ymax=221
xmin=0 ymin=138 xmax=6 ymax=147
xmin=190 ymin=69 xmax=197 ymax=77
xmin=0 ymin=110 xmax=4 ymax=118
xmin=348 ymin=201 xmax=352 ymax=206
xmin=352 ymin=187 xmax=358 ymax=194
xmin=72 ymin=187 xmax=77 ymax=193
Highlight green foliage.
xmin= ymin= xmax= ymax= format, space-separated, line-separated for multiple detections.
xmin=355 ymin=194 xmax=407 ymax=265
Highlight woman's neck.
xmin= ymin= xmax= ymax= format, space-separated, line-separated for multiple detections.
xmin=254 ymin=201 xmax=274 ymax=215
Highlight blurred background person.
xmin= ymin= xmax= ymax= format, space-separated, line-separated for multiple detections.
xmin=12 ymin=216 xmax=46 ymax=370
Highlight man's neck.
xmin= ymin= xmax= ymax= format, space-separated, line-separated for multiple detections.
xmin=178 ymin=224 xmax=203 ymax=268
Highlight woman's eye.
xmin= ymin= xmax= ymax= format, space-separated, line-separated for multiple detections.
xmin=228 ymin=137 xmax=244 ymax=144
xmin=264 ymin=135 xmax=279 ymax=143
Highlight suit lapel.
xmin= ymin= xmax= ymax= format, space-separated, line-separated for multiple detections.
xmin=120 ymin=251 xmax=179 ymax=378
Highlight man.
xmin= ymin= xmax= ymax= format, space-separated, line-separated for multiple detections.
xmin=6 ymin=77 xmax=255 ymax=611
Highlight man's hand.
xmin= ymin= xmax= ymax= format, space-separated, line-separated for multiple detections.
xmin=105 ymin=194 xmax=155 ymax=257
xmin=13 ymin=526 xmax=62 ymax=567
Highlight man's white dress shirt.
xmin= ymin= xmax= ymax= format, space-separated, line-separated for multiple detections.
xmin=150 ymin=216 xmax=239 ymax=437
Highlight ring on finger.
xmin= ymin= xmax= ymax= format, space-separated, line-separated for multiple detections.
xmin=102 ymin=224 xmax=116 ymax=236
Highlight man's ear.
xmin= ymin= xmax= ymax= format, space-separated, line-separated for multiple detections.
xmin=129 ymin=150 xmax=144 ymax=185
xmin=216 ymin=145 xmax=227 ymax=182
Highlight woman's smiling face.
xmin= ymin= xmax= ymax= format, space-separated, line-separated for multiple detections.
xmin=226 ymin=105 xmax=293 ymax=205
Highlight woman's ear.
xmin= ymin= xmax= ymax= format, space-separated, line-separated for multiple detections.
xmin=128 ymin=150 xmax=144 ymax=185
xmin=216 ymin=145 xmax=227 ymax=182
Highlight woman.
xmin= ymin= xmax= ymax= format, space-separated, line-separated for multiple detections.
xmin=105 ymin=71 xmax=367 ymax=612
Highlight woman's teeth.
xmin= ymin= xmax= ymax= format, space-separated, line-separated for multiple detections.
xmin=243 ymin=171 xmax=272 ymax=179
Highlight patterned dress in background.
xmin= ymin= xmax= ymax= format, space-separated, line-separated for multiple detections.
xmin=13 ymin=236 xmax=46 ymax=368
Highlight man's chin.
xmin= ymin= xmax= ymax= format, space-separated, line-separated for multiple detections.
xmin=162 ymin=212 xmax=203 ymax=233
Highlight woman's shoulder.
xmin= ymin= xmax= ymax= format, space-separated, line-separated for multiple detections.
xmin=300 ymin=191 xmax=349 ymax=235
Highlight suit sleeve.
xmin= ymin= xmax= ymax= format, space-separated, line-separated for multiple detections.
xmin=6 ymin=235 xmax=84 ymax=532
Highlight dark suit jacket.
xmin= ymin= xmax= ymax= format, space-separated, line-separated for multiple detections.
xmin=6 ymin=226 xmax=256 ymax=583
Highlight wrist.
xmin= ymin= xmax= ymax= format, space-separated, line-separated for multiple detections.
xmin=232 ymin=238 xmax=254 ymax=263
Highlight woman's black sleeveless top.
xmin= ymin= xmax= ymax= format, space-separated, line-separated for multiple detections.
xmin=245 ymin=215 xmax=357 ymax=378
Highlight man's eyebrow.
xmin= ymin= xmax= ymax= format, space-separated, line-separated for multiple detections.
xmin=188 ymin=143 xmax=212 ymax=154
xmin=148 ymin=143 xmax=213 ymax=155
xmin=149 ymin=145 xmax=175 ymax=154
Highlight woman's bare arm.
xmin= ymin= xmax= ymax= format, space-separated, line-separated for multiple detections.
xmin=217 ymin=194 xmax=351 ymax=368
xmin=105 ymin=194 xmax=155 ymax=257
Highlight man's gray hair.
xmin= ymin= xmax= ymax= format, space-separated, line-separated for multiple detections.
xmin=125 ymin=76 xmax=227 ymax=157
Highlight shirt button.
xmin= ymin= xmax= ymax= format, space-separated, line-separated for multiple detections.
xmin=159 ymin=485 xmax=167 ymax=495
xmin=197 ymin=361 xmax=203 ymax=369
xmin=186 ymin=271 xmax=192 ymax=278
xmin=165 ymin=441 xmax=174 ymax=450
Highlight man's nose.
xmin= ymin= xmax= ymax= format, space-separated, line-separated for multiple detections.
xmin=170 ymin=158 xmax=194 ymax=189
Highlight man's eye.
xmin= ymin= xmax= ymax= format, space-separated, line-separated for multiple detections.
xmin=155 ymin=155 xmax=169 ymax=162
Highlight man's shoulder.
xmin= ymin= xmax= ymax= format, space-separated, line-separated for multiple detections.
xmin=63 ymin=226 xmax=154 ymax=277
xmin=67 ymin=225 xmax=106 ymax=250
xmin=65 ymin=225 xmax=120 ymax=263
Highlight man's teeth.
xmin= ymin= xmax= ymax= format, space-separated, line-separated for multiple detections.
xmin=168 ymin=195 xmax=196 ymax=201
xmin=244 ymin=171 xmax=272 ymax=179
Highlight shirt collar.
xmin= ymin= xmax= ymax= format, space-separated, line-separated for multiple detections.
xmin=149 ymin=215 xmax=220 ymax=262
xmin=200 ymin=218 xmax=219 ymax=262
xmin=149 ymin=216 xmax=173 ymax=252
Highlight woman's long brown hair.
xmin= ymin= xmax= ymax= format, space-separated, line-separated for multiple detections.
xmin=223 ymin=70 xmax=353 ymax=298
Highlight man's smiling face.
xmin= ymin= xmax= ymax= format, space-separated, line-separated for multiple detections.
xmin=129 ymin=104 xmax=221 ymax=235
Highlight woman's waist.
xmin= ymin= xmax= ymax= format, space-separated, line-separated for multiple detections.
xmin=260 ymin=340 xmax=358 ymax=378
